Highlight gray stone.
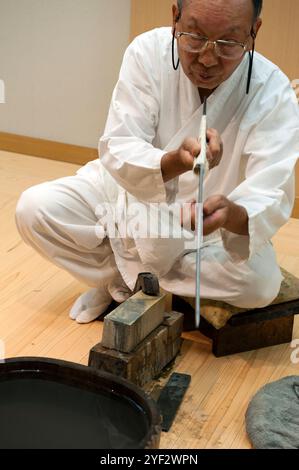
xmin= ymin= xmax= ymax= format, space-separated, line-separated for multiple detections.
xmin=101 ymin=291 xmax=166 ymax=353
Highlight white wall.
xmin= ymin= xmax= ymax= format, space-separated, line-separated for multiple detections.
xmin=0 ymin=0 xmax=131 ymax=148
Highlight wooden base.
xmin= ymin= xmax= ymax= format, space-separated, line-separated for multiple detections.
xmin=89 ymin=312 xmax=184 ymax=387
xmin=173 ymin=296 xmax=298 ymax=357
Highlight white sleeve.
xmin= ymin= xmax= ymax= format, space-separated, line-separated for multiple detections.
xmin=221 ymin=72 xmax=299 ymax=262
xmin=99 ymin=35 xmax=170 ymax=204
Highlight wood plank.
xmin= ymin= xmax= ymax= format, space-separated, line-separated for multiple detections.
xmin=0 ymin=132 xmax=98 ymax=165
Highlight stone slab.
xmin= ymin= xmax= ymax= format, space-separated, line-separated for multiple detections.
xmin=102 ymin=291 xmax=166 ymax=353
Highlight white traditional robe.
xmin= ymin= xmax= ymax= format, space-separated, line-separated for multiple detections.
xmin=77 ymin=27 xmax=299 ymax=292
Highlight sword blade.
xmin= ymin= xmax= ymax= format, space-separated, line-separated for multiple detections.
xmin=194 ymin=97 xmax=207 ymax=329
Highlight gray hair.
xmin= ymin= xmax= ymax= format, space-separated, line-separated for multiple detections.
xmin=177 ymin=0 xmax=263 ymax=21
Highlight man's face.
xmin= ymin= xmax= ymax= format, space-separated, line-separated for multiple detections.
xmin=172 ymin=0 xmax=261 ymax=90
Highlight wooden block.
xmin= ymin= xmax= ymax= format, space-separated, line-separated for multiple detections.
xmin=163 ymin=311 xmax=184 ymax=342
xmin=174 ymin=269 xmax=299 ymax=330
xmin=101 ymin=291 xmax=166 ymax=353
xmin=174 ymin=296 xmax=299 ymax=357
xmin=211 ymin=315 xmax=295 ymax=357
xmin=89 ymin=311 xmax=184 ymax=387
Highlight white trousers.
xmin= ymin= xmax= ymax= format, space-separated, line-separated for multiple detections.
xmin=15 ymin=174 xmax=283 ymax=309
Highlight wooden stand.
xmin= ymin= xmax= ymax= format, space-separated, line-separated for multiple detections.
xmin=173 ymin=295 xmax=299 ymax=357
xmin=89 ymin=312 xmax=183 ymax=387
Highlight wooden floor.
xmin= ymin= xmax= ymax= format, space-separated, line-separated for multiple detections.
xmin=1 ymin=149 xmax=298 ymax=449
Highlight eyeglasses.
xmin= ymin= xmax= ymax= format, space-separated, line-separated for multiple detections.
xmin=175 ymin=31 xmax=249 ymax=60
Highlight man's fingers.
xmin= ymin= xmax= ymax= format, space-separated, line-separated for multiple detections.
xmin=181 ymin=200 xmax=197 ymax=231
xmin=183 ymin=137 xmax=201 ymax=157
xmin=206 ymin=149 xmax=213 ymax=168
xmin=207 ymin=128 xmax=223 ymax=152
xmin=204 ymin=195 xmax=227 ymax=214
xmin=203 ymin=209 xmax=227 ymax=235
xmin=202 ymin=195 xmax=229 ymax=234
xmin=206 ymin=128 xmax=223 ymax=169
xmin=186 ymin=196 xmax=231 ymax=235
xmin=180 ymin=131 xmax=223 ymax=172
xmin=180 ymin=138 xmax=201 ymax=170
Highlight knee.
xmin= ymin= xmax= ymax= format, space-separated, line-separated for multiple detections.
xmin=15 ymin=184 xmax=49 ymax=240
xmin=235 ymin=266 xmax=283 ymax=309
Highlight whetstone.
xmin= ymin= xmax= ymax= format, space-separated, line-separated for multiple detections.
xmin=101 ymin=291 xmax=166 ymax=353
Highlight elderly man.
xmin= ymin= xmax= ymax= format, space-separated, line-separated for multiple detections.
xmin=16 ymin=0 xmax=299 ymax=323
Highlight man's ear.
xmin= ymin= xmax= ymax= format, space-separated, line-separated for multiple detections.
xmin=172 ymin=4 xmax=180 ymax=34
xmin=246 ymin=18 xmax=262 ymax=52
xmin=254 ymin=18 xmax=262 ymax=38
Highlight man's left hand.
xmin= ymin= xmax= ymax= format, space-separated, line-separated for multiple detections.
xmin=186 ymin=195 xmax=249 ymax=236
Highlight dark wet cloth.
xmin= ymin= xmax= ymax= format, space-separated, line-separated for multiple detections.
xmin=246 ymin=376 xmax=299 ymax=449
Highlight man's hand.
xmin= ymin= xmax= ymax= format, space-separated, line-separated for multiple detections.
xmin=182 ymin=195 xmax=249 ymax=236
xmin=161 ymin=129 xmax=223 ymax=183
xmin=203 ymin=195 xmax=249 ymax=236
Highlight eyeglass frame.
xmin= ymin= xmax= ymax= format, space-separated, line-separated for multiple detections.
xmin=174 ymin=31 xmax=250 ymax=60
xmin=172 ymin=26 xmax=257 ymax=95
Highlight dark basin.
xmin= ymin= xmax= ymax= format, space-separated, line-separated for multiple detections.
xmin=0 ymin=357 xmax=161 ymax=449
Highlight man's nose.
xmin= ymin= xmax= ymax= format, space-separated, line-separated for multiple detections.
xmin=197 ymin=43 xmax=219 ymax=67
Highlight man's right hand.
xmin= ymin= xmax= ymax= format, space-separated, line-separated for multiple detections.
xmin=176 ymin=137 xmax=202 ymax=172
xmin=161 ymin=130 xmax=223 ymax=183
